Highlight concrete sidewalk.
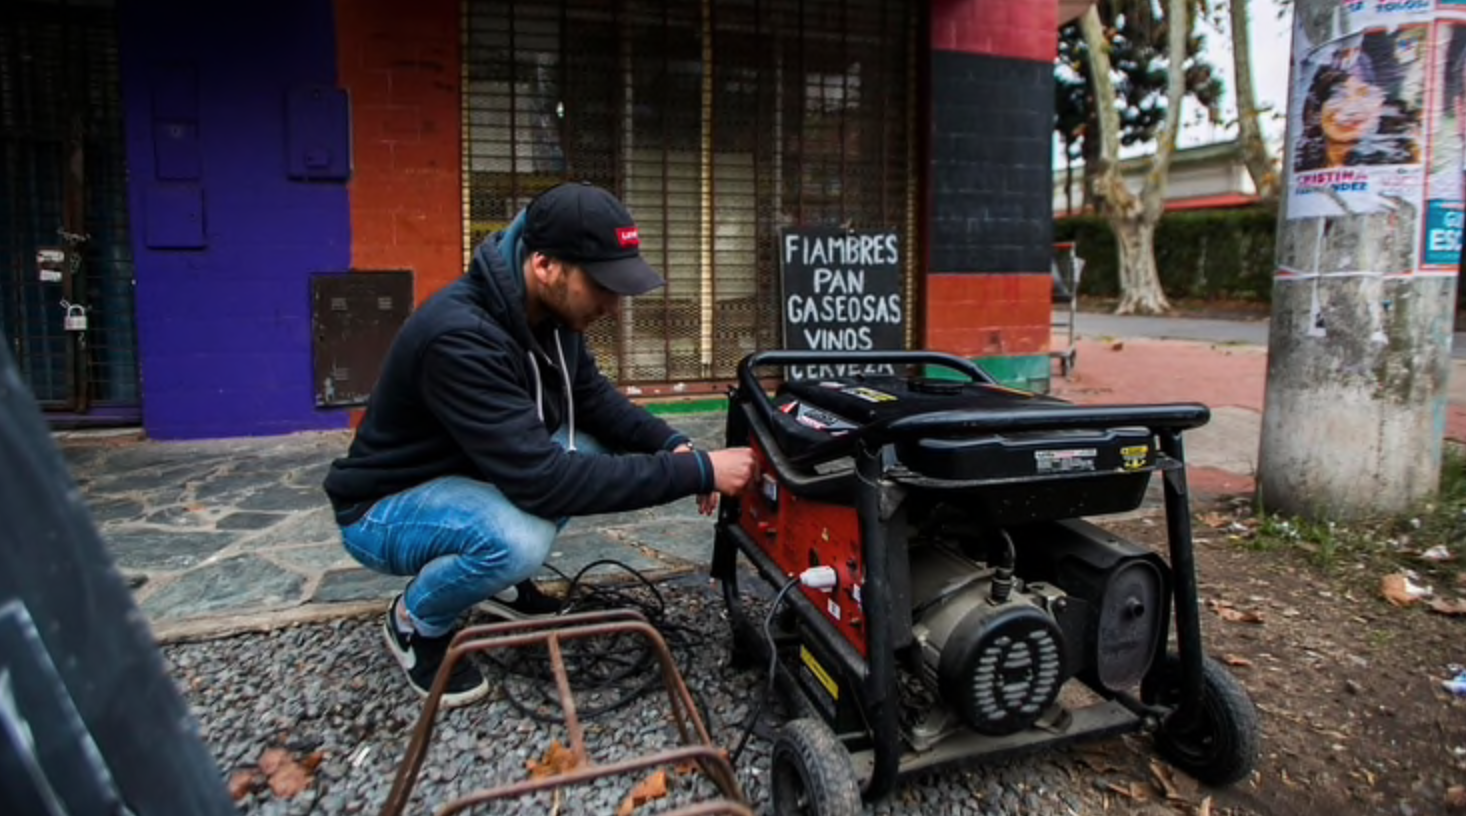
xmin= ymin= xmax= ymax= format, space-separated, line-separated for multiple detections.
xmin=61 ymin=319 xmax=1466 ymax=641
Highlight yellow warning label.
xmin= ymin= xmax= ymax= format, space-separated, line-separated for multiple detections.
xmin=1120 ymin=445 xmax=1150 ymax=471
xmin=800 ymin=645 xmax=839 ymax=701
xmin=845 ymin=386 xmax=897 ymax=403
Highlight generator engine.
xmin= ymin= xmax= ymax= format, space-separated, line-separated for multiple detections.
xmin=733 ymin=370 xmax=1174 ymax=742
xmin=908 ymin=544 xmax=1067 ymax=736
xmin=904 ymin=520 xmax=1170 ymax=736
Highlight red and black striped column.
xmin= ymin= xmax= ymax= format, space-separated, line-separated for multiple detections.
xmin=925 ymin=0 xmax=1057 ymax=389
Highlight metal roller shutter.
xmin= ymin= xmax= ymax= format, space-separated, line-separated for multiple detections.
xmin=463 ymin=0 xmax=917 ymax=386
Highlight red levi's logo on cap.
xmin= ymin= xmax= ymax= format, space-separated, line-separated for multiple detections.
xmin=616 ymin=227 xmax=640 ymax=248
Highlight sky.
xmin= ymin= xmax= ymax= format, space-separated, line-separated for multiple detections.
xmin=1055 ymin=0 xmax=1297 ymax=163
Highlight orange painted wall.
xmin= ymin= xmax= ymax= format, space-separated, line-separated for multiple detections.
xmin=335 ymin=0 xmax=463 ymax=305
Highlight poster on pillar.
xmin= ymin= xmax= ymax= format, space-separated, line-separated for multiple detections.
xmin=1421 ymin=19 xmax=1466 ymax=269
xmin=1285 ymin=18 xmax=1429 ymax=223
xmin=779 ymin=227 xmax=905 ymax=381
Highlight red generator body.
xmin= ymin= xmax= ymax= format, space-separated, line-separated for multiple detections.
xmin=710 ymin=350 xmax=1259 ymax=815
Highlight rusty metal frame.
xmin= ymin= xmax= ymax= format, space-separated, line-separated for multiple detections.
xmin=381 ymin=609 xmax=748 ymax=816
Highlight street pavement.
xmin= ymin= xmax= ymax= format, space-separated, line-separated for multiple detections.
xmin=56 ymin=310 xmax=1466 ymax=641
xmin=1072 ymin=309 xmax=1466 ymax=359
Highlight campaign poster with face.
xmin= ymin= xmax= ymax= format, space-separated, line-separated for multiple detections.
xmin=1287 ymin=23 xmax=1429 ymax=220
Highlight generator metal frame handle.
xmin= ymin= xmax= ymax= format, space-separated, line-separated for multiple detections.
xmin=739 ymin=349 xmax=996 ymax=389
xmin=737 ymin=350 xmax=1210 ymax=471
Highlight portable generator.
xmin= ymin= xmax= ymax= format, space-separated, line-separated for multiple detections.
xmin=710 ymin=351 xmax=1259 ymax=814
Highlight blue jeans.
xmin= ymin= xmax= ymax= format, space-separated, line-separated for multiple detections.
xmin=339 ymin=429 xmax=605 ymax=636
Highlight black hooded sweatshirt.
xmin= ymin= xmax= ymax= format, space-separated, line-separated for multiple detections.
xmin=322 ymin=214 xmax=714 ymax=526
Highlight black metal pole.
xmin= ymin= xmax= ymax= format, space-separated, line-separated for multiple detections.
xmin=1158 ymin=429 xmax=1204 ymax=729
xmin=856 ymin=440 xmax=900 ymax=800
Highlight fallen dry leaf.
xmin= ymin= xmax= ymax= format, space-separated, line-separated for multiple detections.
xmin=227 ymin=770 xmax=259 ymax=801
xmin=1110 ymin=341 xmax=1125 ymax=352
xmin=1103 ymin=780 xmax=1149 ymax=801
xmin=1446 ymin=785 xmax=1466 ymax=809
xmin=616 ymin=770 xmax=670 ymax=816
xmin=1382 ymin=573 xmax=1431 ymax=607
xmin=1198 ymin=511 xmax=1230 ymax=529
xmin=258 ymin=748 xmax=289 ymax=776
xmin=253 ymin=748 xmax=314 ymax=799
xmin=1208 ymin=600 xmax=1265 ymax=624
xmin=1221 ymin=654 xmax=1254 ymax=668
xmin=1149 ymin=760 xmax=1182 ymax=801
xmin=1197 ymin=795 xmax=1213 ymax=816
xmin=1428 ymin=597 xmax=1466 ymax=617
xmin=267 ymin=761 xmax=312 ymax=799
xmin=527 ymin=741 xmax=581 ymax=779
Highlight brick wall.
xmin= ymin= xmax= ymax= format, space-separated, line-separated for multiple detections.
xmin=930 ymin=0 xmax=1058 ymax=61
xmin=335 ymin=0 xmax=463 ymax=304
xmin=924 ymin=0 xmax=1056 ymax=389
xmin=926 ymin=274 xmax=1050 ymax=356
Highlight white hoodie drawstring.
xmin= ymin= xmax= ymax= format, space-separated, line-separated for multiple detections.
xmin=554 ymin=330 xmax=577 ymax=451
xmin=527 ymin=351 xmax=544 ymax=421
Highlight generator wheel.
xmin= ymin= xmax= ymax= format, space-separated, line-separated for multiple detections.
xmin=769 ymin=718 xmax=861 ymax=816
xmin=1142 ymin=654 xmax=1259 ymax=786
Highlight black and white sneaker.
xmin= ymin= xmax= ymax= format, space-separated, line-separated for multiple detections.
xmin=381 ymin=594 xmax=489 ymax=707
xmin=478 ymin=580 xmax=564 ymax=621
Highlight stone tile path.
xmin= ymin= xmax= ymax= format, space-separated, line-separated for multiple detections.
xmin=62 ymin=414 xmax=727 ymax=640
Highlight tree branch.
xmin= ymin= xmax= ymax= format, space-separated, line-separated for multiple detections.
xmin=1079 ymin=7 xmax=1121 ymax=168
xmin=1143 ymin=0 xmax=1191 ymax=203
xmin=1231 ymin=0 xmax=1278 ymax=198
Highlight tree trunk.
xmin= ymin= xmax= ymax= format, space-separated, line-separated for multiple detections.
xmin=1230 ymin=0 xmax=1278 ymax=199
xmin=1113 ymin=218 xmax=1169 ymax=314
xmin=1079 ymin=1 xmax=1187 ymax=314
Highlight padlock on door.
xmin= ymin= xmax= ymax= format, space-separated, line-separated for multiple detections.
xmin=60 ymin=301 xmax=89 ymax=332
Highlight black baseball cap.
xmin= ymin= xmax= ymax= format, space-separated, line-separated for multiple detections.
xmin=522 ymin=181 xmax=665 ymax=296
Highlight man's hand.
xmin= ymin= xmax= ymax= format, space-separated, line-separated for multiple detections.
xmin=674 ymin=442 xmax=723 ymax=516
xmin=707 ymin=447 xmax=756 ymax=497
xmin=674 ymin=444 xmax=755 ymax=514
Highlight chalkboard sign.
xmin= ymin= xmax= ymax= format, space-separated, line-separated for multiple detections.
xmin=779 ymin=227 xmax=906 ymax=380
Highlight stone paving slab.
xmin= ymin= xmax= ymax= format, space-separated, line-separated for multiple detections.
xmin=62 ymin=413 xmax=730 ymax=640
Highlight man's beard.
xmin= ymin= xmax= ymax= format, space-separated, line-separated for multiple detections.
xmin=544 ymin=278 xmax=592 ymax=332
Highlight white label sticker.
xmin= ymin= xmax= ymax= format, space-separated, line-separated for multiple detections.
xmin=827 ymin=598 xmax=841 ymax=621
xmin=1034 ymin=448 xmax=1097 ymax=473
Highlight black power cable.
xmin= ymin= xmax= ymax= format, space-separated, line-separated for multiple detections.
xmin=472 ymin=559 xmax=806 ymax=773
xmin=729 ymin=576 xmax=801 ymax=767
xmin=476 ymin=559 xmax=715 ymax=725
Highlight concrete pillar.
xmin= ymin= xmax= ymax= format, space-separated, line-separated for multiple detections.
xmin=1259 ymin=1 xmax=1459 ymax=518
xmin=925 ymin=0 xmax=1057 ymax=391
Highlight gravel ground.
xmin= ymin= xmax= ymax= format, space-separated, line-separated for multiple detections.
xmin=163 ymin=575 xmax=1120 ymax=815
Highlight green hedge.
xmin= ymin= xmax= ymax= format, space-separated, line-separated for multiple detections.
xmin=1054 ymin=206 xmax=1278 ymax=303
